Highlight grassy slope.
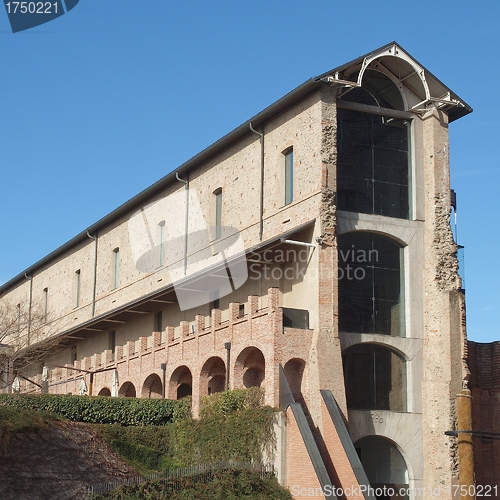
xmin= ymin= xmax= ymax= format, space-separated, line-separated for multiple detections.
xmin=0 ymin=405 xmax=62 ymax=444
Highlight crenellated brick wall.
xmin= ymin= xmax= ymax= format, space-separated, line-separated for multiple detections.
xmin=39 ymin=288 xmax=315 ymax=418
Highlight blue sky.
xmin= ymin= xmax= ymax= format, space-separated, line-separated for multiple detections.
xmin=0 ymin=1 xmax=498 ymax=342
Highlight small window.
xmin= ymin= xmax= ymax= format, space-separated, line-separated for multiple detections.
xmin=213 ymin=188 xmax=223 ymax=240
xmin=112 ymin=248 xmax=120 ymax=289
xmin=74 ymin=270 xmax=81 ymax=308
xmin=155 ymin=311 xmax=163 ymax=332
xmin=109 ymin=331 xmax=116 ymax=361
xmin=282 ymin=308 xmax=309 ymax=329
xmin=284 ymin=148 xmax=294 ymax=205
xmin=158 ymin=221 xmax=166 ymax=267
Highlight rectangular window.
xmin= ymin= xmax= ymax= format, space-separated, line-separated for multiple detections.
xmin=74 ymin=269 xmax=81 ymax=308
xmin=337 ymin=108 xmax=410 ymax=219
xmin=158 ymin=221 xmax=166 ymax=267
xmin=112 ymin=248 xmax=120 ymax=289
xmin=155 ymin=311 xmax=163 ymax=332
xmin=284 ymin=149 xmax=294 ymax=205
xmin=214 ymin=188 xmax=222 ymax=240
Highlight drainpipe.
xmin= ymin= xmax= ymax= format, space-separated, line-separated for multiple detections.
xmin=176 ymin=172 xmax=189 ymax=275
xmin=87 ymin=231 xmax=98 ymax=316
xmin=24 ymin=272 xmax=33 ymax=345
xmin=161 ymin=362 xmax=167 ymax=398
xmin=249 ymin=123 xmax=264 ymax=241
xmin=457 ymin=390 xmax=475 ymax=500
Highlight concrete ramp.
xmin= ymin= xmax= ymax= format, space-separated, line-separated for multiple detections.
xmin=280 ymin=365 xmax=336 ymax=499
xmin=320 ymin=390 xmax=376 ymax=500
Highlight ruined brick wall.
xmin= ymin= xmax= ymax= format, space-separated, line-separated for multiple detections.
xmin=467 ymin=341 xmax=500 ymax=488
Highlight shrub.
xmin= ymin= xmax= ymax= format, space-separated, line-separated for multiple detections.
xmin=199 ymin=387 xmax=264 ymax=419
xmin=0 ymin=394 xmax=191 ymax=426
xmin=95 ymin=468 xmax=293 ymax=500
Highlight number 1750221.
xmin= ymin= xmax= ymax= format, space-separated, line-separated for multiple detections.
xmin=5 ymin=2 xmax=58 ymax=14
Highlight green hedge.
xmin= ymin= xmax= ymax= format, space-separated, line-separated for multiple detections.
xmin=0 ymin=394 xmax=191 ymax=426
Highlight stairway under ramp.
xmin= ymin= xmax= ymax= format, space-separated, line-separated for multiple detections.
xmin=279 ymin=366 xmax=376 ymax=500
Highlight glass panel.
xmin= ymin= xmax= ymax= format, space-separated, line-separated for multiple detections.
xmin=355 ymin=435 xmax=409 ymax=496
xmin=337 ymin=108 xmax=410 ymax=220
xmin=343 ymin=345 xmax=406 ymax=412
xmin=338 ymin=232 xmax=404 ymax=336
xmin=338 ymin=176 xmax=373 ymax=215
xmin=342 ymin=69 xmax=405 ymax=111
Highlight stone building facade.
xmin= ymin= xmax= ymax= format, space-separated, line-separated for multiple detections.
xmin=0 ymin=43 xmax=472 ymax=499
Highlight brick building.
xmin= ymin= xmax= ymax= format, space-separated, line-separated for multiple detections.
xmin=467 ymin=341 xmax=500 ymax=491
xmin=0 ymin=43 xmax=472 ymax=499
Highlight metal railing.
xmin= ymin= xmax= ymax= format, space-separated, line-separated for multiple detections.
xmin=87 ymin=461 xmax=274 ymax=498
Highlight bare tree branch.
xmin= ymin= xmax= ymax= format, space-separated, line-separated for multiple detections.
xmin=0 ymin=300 xmax=65 ymax=388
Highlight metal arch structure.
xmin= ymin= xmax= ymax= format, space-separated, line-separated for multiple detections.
xmin=357 ymin=43 xmax=430 ymax=102
xmin=318 ymin=42 xmax=470 ymax=118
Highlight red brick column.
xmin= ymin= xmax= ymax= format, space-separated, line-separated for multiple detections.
xmin=167 ymin=326 xmax=175 ymax=342
xmin=229 ymin=302 xmax=240 ymax=322
xmin=211 ymin=308 xmax=221 ymax=329
xmin=180 ymin=321 xmax=189 ymax=339
xmin=127 ymin=340 xmax=135 ymax=356
xmin=248 ymin=295 xmax=259 ymax=314
xmin=152 ymin=331 xmax=161 ymax=346
xmin=195 ymin=314 xmax=204 ymax=333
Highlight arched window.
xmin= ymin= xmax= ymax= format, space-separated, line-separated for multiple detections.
xmin=343 ymin=344 xmax=406 ymax=412
xmin=141 ymin=373 xmax=163 ymax=399
xmin=355 ymin=436 xmax=409 ymax=499
xmin=234 ymin=347 xmax=265 ymax=389
xmin=169 ymin=365 xmax=193 ymax=400
xmin=338 ymin=232 xmax=404 ymax=336
xmin=200 ymin=356 xmax=226 ymax=395
xmin=337 ymin=70 xmax=410 ymax=219
xmin=118 ymin=381 xmax=136 ymax=398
